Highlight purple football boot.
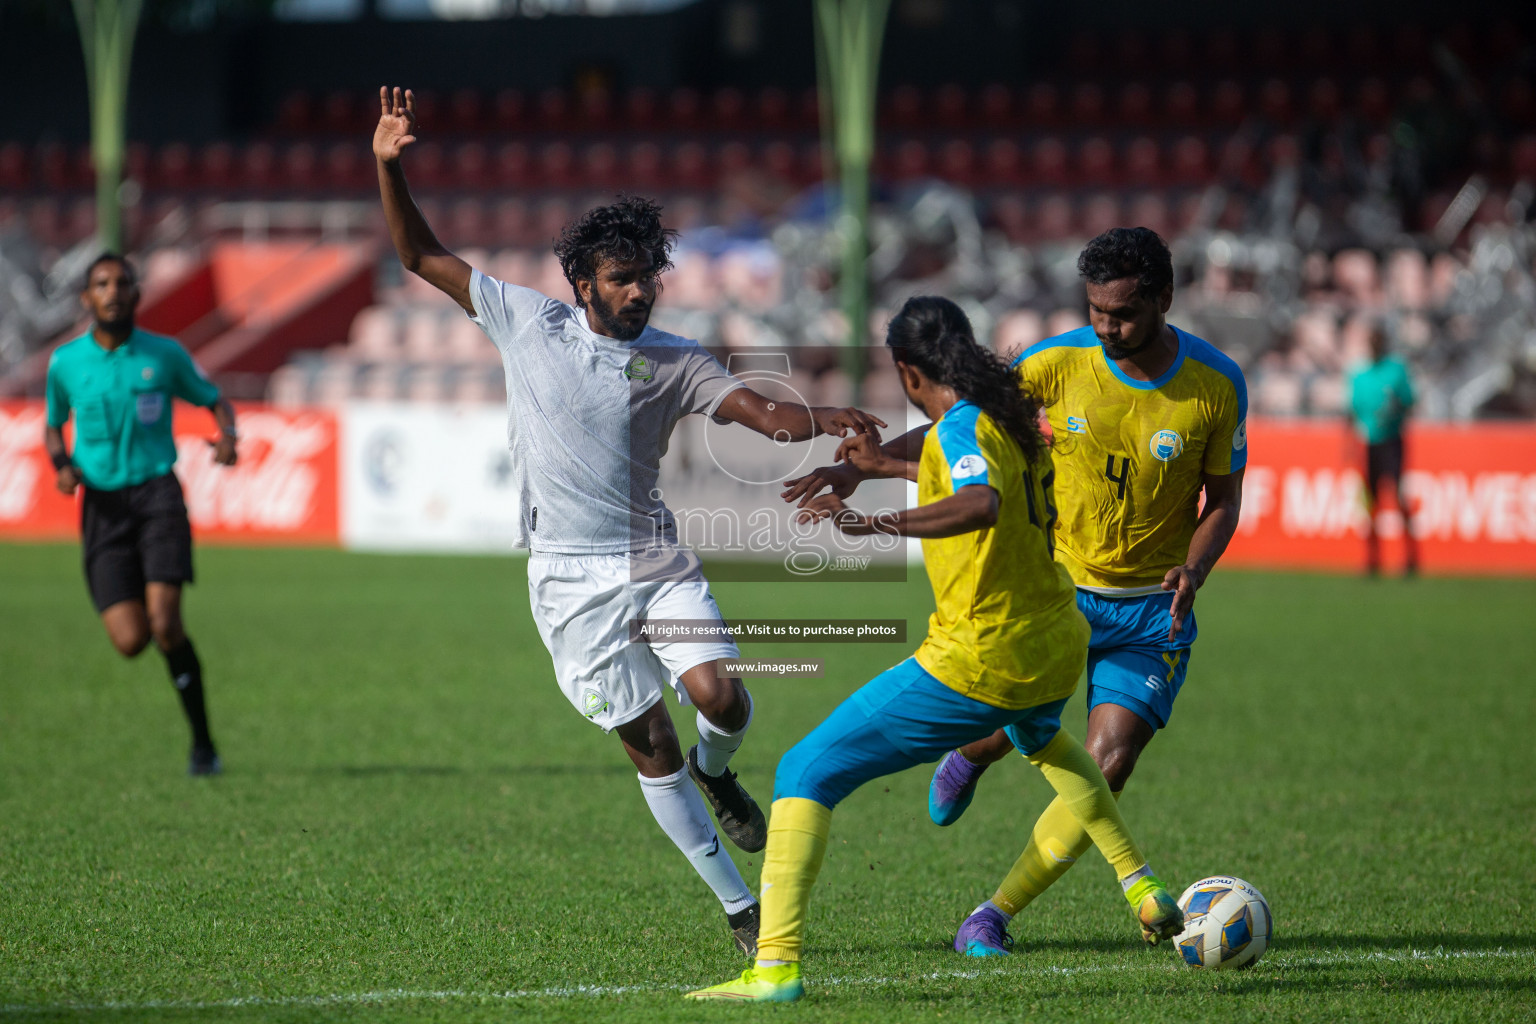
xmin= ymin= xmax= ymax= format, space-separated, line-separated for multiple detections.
xmin=929 ymin=750 xmax=989 ymax=826
xmin=954 ymin=904 xmax=1014 ymax=957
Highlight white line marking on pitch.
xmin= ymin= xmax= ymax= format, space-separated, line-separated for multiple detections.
xmin=1 ymin=948 xmax=1530 ymax=1015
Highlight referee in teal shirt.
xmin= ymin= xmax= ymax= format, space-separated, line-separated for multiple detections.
xmin=1346 ymin=324 xmax=1417 ymax=577
xmin=44 ymin=253 xmax=238 ymax=775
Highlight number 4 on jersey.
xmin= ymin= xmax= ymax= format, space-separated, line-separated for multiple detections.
xmin=1104 ymin=454 xmax=1132 ymax=500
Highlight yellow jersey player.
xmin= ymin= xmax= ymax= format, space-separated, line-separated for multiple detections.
xmin=784 ymin=228 xmax=1245 ymax=956
xmin=684 ymin=296 xmax=1181 ymax=1004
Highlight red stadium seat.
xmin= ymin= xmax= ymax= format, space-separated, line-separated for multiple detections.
xmin=124 ymin=143 xmax=150 ymax=186
xmin=1164 ymin=82 xmax=1199 ymax=127
xmin=1081 ymin=193 xmax=1121 ymax=238
xmin=1036 ymin=193 xmax=1074 ymax=241
xmin=933 ymin=84 xmax=968 ymax=127
xmin=537 ymin=88 xmax=569 ymax=128
xmin=763 ymin=140 xmax=796 ymax=182
xmin=717 ymin=141 xmax=752 ymax=178
xmin=884 ymin=85 xmax=923 ymax=128
xmin=282 ymin=143 xmax=319 ymax=191
xmin=582 ymin=142 xmax=620 ymax=189
xmin=1126 ymin=193 xmax=1171 ymax=237
xmin=798 ymin=88 xmax=822 ymax=131
xmin=983 ymin=139 xmax=1023 ymax=187
xmin=493 ymin=89 xmax=527 ymax=130
xmin=449 ymin=89 xmax=484 ymax=133
xmin=1217 ymin=135 xmax=1258 ymax=184
xmin=626 ymin=141 xmax=664 ymax=190
xmin=624 ymin=88 xmax=659 ymax=130
xmin=276 ymin=91 xmax=314 ymax=134
xmin=892 ymin=140 xmax=929 ymax=181
xmin=538 ymin=141 xmax=575 ymax=189
xmin=978 ymin=84 xmax=1012 ymax=127
xmin=1308 ymin=78 xmax=1342 ymax=122
xmin=1118 ymin=82 xmax=1153 ymax=124
xmin=712 ymin=87 xmax=747 ymax=130
xmin=1211 ymin=80 xmax=1245 ymax=125
xmin=1070 ymin=83 xmax=1106 ymax=126
xmin=670 ymin=141 xmax=711 ymax=190
xmin=410 ymin=91 xmax=441 ymax=131
xmin=448 ymin=198 xmax=490 ymax=248
xmin=320 ymin=91 xmax=356 ymax=135
xmin=1077 ymin=136 xmax=1115 ymax=186
xmin=1169 ymin=136 xmax=1212 ymax=185
xmin=0 ymin=142 xmax=29 ymax=191
xmin=1124 ymin=137 xmax=1160 ymax=186
xmin=990 ymin=195 xmax=1027 ymax=243
xmin=937 ymin=139 xmax=975 ymax=186
xmin=667 ymin=88 xmax=703 ymax=130
xmin=493 ymin=200 xmax=531 ymax=247
xmin=156 ymin=143 xmax=193 ymax=191
xmin=1032 ymin=137 xmax=1068 ymax=186
xmin=1259 ymin=79 xmax=1294 ymax=124
xmin=800 ymin=142 xmax=828 ymax=184
xmin=324 ymin=142 xmax=368 ymax=192
xmin=1357 ymin=78 xmax=1392 ymax=124
xmin=576 ymin=86 xmax=613 ymax=127
xmin=494 ymin=142 xmax=532 ymax=189
xmin=454 ymin=141 xmax=491 ymax=191
xmin=199 ymin=143 xmax=235 ymax=192
xmin=1267 ymin=134 xmax=1301 ymax=169
xmin=37 ymin=142 xmax=74 ymax=191
xmin=1512 ymin=136 xmax=1536 ymax=179
xmin=1024 ymin=83 xmax=1059 ymax=127
xmin=407 ymin=141 xmax=447 ymax=191
xmin=755 ymin=87 xmax=791 ymax=129
xmin=242 ymin=142 xmax=277 ymax=192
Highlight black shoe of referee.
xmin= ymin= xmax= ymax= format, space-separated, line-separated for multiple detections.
xmin=686 ymin=745 xmax=766 ymax=853
xmin=189 ymin=743 xmax=222 ymax=777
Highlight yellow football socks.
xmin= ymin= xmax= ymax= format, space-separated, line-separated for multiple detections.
xmin=991 ymin=730 xmax=1147 ymax=915
xmin=754 ymin=797 xmax=832 ymax=964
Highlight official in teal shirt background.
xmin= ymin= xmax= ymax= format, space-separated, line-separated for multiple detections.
xmin=1345 ymin=324 xmax=1417 ymax=576
xmin=43 ymin=253 xmax=239 ymax=776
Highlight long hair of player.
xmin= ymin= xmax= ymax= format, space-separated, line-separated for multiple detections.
xmin=884 ymin=295 xmax=1048 ymax=463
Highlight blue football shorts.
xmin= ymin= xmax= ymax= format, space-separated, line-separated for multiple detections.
xmin=1077 ymin=588 xmax=1196 ymax=731
xmin=773 ymin=656 xmax=1069 ymax=808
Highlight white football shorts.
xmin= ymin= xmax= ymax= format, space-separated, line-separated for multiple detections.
xmin=527 ymin=551 xmax=741 ymax=732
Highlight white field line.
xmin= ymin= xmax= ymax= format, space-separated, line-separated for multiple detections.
xmin=1 ymin=947 xmax=1530 ymax=1015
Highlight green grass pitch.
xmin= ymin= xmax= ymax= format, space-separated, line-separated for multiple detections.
xmin=1 ymin=542 xmax=1532 ymax=1023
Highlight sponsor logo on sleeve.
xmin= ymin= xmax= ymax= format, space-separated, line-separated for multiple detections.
xmin=951 ymin=453 xmax=987 ymax=480
xmin=1233 ymin=419 xmax=1247 ymax=451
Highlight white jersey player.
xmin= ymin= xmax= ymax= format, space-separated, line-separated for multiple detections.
xmin=373 ymin=86 xmax=885 ymax=956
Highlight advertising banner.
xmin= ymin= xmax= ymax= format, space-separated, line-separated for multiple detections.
xmin=4 ymin=399 xmax=1534 ymax=575
xmin=0 ymin=400 xmax=337 ymax=545
xmin=1224 ymin=420 xmax=1536 ymax=574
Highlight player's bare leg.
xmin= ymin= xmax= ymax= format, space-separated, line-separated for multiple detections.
xmin=678 ymin=661 xmax=766 ymax=853
xmin=1393 ymin=475 xmax=1418 ymax=576
xmin=617 ymin=699 xmax=759 ymax=954
xmin=100 ymin=600 xmax=151 ymax=658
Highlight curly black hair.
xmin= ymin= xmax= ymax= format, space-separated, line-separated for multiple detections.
xmin=1076 ymin=226 xmax=1172 ymax=299
xmin=552 ymin=195 xmax=677 ymax=308
xmin=885 ymin=296 xmax=1048 ymax=464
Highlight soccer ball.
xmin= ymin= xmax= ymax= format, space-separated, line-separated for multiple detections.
xmin=1172 ymin=876 xmax=1272 ymax=969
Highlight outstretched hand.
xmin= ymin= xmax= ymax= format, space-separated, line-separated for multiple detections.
xmin=813 ymin=406 xmax=887 ymax=444
xmin=373 ymin=86 xmax=418 ymax=164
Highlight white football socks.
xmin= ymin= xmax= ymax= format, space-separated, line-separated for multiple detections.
xmin=638 ymin=766 xmax=755 ymax=914
xmin=694 ymin=689 xmax=753 ymax=777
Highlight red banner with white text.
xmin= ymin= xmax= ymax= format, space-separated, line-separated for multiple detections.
xmin=0 ymin=401 xmax=337 ymax=545
xmin=3 ymin=403 xmax=1534 ymax=573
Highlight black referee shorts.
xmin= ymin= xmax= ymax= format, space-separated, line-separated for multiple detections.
xmin=80 ymin=473 xmax=195 ymax=613
xmin=1365 ymin=437 xmax=1405 ymax=491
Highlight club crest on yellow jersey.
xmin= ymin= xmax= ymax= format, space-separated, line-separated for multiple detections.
xmin=1149 ymin=429 xmax=1185 ymax=462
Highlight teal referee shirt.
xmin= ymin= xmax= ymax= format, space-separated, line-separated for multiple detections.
xmin=45 ymin=329 xmax=221 ymax=491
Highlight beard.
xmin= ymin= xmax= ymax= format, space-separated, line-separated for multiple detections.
xmin=588 ymin=288 xmax=652 ymax=342
xmin=1101 ymin=329 xmax=1157 ymax=361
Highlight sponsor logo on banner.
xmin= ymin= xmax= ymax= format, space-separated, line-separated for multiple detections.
xmin=0 ymin=403 xmax=50 ymax=526
xmin=176 ymin=407 xmax=337 ymax=538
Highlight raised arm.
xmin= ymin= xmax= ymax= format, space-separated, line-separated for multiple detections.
xmin=374 ymin=86 xmax=473 ymax=313
xmin=797 ymin=484 xmax=998 ymax=540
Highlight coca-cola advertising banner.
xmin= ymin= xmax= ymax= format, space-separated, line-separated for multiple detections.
xmin=2 ymin=401 xmax=1534 ymax=575
xmin=0 ymin=401 xmax=337 ymax=544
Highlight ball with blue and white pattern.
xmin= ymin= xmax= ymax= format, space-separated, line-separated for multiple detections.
xmin=1172 ymin=875 xmax=1272 ymax=969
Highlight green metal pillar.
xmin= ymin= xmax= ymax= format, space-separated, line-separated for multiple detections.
xmin=71 ymin=0 xmax=144 ymax=253
xmin=813 ymin=0 xmax=891 ymax=402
